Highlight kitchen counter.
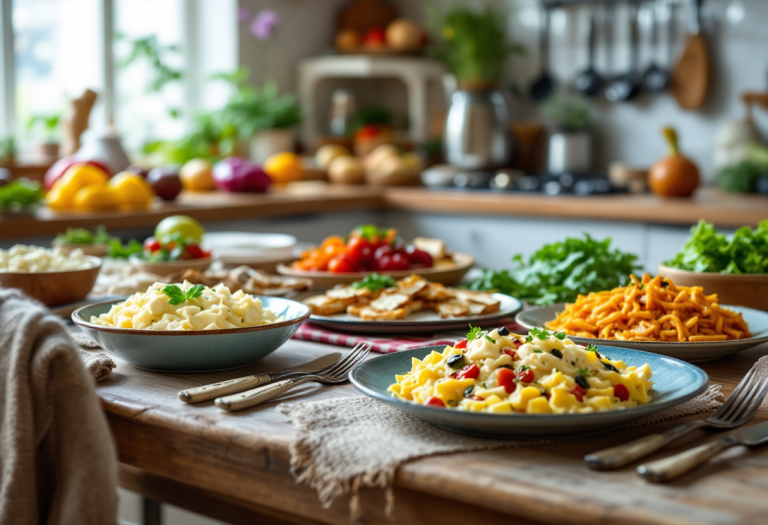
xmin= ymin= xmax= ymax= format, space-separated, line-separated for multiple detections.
xmin=1 ymin=185 xmax=765 ymax=240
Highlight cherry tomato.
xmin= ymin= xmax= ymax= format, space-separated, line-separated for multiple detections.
xmin=469 ymin=395 xmax=484 ymax=401
xmin=425 ymin=396 xmax=445 ymax=408
xmin=347 ymin=236 xmax=373 ymax=265
xmin=184 ymin=243 xmax=205 ymax=259
xmin=456 ymin=363 xmax=480 ymax=380
xmin=517 ymin=368 xmax=535 ymax=383
xmin=497 ymin=368 xmax=517 ymax=394
xmin=405 ymin=246 xmax=433 ymax=268
xmin=454 ymin=340 xmax=468 ymax=350
xmin=388 ymin=253 xmax=410 ymax=271
xmin=501 ymin=348 xmax=517 ymax=360
xmin=374 ymin=244 xmax=393 ymax=260
xmin=613 ymin=383 xmax=630 ymax=402
xmin=328 ymin=255 xmax=356 ymax=273
xmin=143 ymin=238 xmax=161 ymax=252
xmin=569 ymin=385 xmax=586 ymax=402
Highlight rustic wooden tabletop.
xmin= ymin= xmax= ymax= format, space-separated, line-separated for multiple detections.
xmin=96 ymin=339 xmax=768 ymax=525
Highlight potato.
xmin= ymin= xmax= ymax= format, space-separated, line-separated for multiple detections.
xmin=366 ymin=155 xmax=419 ymax=186
xmin=315 ymin=144 xmax=350 ymax=170
xmin=364 ymin=144 xmax=400 ymax=172
xmin=386 ymin=19 xmax=423 ymax=51
xmin=328 ymin=156 xmax=365 ymax=185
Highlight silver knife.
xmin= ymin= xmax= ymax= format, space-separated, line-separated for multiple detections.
xmin=637 ymin=421 xmax=768 ymax=483
xmin=178 ymin=353 xmax=341 ymax=404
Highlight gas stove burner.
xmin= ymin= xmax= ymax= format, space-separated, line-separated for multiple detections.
xmin=454 ymin=170 xmax=627 ymax=196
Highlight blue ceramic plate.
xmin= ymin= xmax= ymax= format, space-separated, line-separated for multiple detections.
xmin=350 ymin=344 xmax=708 ymax=438
xmin=516 ymin=304 xmax=768 ymax=362
xmin=72 ymin=297 xmax=310 ymax=372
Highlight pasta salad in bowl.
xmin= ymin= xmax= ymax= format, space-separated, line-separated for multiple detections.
xmin=350 ymin=327 xmax=708 ymax=438
xmin=72 ymin=282 xmax=310 ymax=372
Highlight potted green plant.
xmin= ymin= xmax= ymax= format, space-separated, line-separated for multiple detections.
xmin=27 ymin=113 xmax=61 ymax=163
xmin=0 ymin=137 xmax=16 ymax=166
xmin=221 ymin=79 xmax=301 ymax=164
xmin=542 ymin=90 xmax=593 ymax=173
xmin=427 ymin=4 xmax=523 ymax=169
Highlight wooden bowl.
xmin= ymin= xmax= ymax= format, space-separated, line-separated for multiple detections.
xmin=51 ymin=241 xmax=110 ymax=257
xmin=129 ymin=256 xmax=212 ymax=276
xmin=0 ymin=256 xmax=102 ymax=307
xmin=658 ymin=264 xmax=768 ymax=312
xmin=277 ymin=253 xmax=474 ymax=289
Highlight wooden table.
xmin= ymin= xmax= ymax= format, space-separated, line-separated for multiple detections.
xmin=4 ymin=186 xmax=767 ymax=240
xmin=97 ymin=339 xmax=768 ymax=525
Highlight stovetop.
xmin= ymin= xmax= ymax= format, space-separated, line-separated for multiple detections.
xmin=448 ymin=170 xmax=629 ymax=196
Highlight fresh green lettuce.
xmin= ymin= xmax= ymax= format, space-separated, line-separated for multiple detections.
xmin=665 ymin=220 xmax=768 ymax=274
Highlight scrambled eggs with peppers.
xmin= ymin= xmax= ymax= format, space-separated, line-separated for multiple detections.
xmin=389 ymin=327 xmax=653 ymax=414
xmin=90 ymin=281 xmax=278 ymax=331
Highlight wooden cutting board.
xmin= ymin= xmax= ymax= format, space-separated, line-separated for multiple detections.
xmin=671 ymin=0 xmax=710 ymax=111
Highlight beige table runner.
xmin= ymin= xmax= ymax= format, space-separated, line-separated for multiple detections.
xmin=279 ymin=384 xmax=724 ymax=515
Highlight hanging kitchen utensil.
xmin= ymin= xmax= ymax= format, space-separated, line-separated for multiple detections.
xmin=671 ymin=0 xmax=710 ymax=110
xmin=574 ymin=7 xmax=603 ymax=97
xmin=605 ymin=4 xmax=641 ymax=103
xmin=642 ymin=2 xmax=670 ymax=92
xmin=529 ymin=6 xmax=555 ymax=101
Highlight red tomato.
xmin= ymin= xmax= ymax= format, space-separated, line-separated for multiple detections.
xmin=517 ymin=368 xmax=534 ymax=383
xmin=425 ymin=396 xmax=445 ymax=408
xmin=184 ymin=243 xmax=205 ymax=259
xmin=374 ymin=244 xmax=393 ymax=260
xmin=143 ymin=238 xmax=161 ymax=252
xmin=454 ymin=340 xmax=468 ymax=350
xmin=613 ymin=383 xmax=630 ymax=402
xmin=328 ymin=255 xmax=356 ymax=273
xmin=456 ymin=363 xmax=480 ymax=380
xmin=497 ymin=368 xmax=517 ymax=394
xmin=347 ymin=236 xmax=373 ymax=265
xmin=389 ymin=253 xmax=410 ymax=270
xmin=405 ymin=246 xmax=433 ymax=268
xmin=569 ymin=385 xmax=586 ymax=402
xmin=469 ymin=395 xmax=484 ymax=401
xmin=501 ymin=348 xmax=517 ymax=360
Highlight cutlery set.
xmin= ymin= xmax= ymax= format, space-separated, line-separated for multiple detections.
xmin=179 ymin=338 xmax=766 ymax=481
xmin=587 ymin=366 xmax=768 ymax=482
xmin=178 ymin=343 xmax=370 ymax=412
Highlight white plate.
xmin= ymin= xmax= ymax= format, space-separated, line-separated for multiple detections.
xmin=304 ymin=293 xmax=522 ymax=335
xmin=516 ymin=304 xmax=768 ymax=362
xmin=202 ymin=232 xmax=297 ymax=265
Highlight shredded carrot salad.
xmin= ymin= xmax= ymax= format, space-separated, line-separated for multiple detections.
xmin=545 ymin=273 xmax=751 ymax=342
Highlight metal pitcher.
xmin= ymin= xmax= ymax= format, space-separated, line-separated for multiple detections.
xmin=444 ymin=86 xmax=513 ymax=170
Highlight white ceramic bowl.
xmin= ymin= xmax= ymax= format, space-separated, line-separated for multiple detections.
xmin=202 ymin=232 xmax=297 ymax=265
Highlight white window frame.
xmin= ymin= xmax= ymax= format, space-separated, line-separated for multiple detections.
xmin=0 ymin=0 xmax=236 ymax=148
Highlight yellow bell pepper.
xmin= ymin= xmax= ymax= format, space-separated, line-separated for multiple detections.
xmin=74 ymin=185 xmax=119 ymax=210
xmin=109 ymin=172 xmax=155 ymax=208
xmin=46 ymin=164 xmax=110 ymax=209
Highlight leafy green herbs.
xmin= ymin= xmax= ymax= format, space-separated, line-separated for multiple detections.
xmin=716 ymin=161 xmax=766 ymax=194
xmin=55 ymin=225 xmax=114 ymax=245
xmin=585 ymin=344 xmax=598 ymax=353
xmin=352 ymin=224 xmax=389 ymax=242
xmin=465 ymin=234 xmax=641 ymax=305
xmin=162 ymin=284 xmax=205 ymax=305
xmin=533 ymin=349 xmax=542 ymax=353
xmin=107 ymin=239 xmax=143 ymax=259
xmin=0 ymin=179 xmax=44 ymax=210
xmin=525 ymin=327 xmax=566 ymax=343
xmin=577 ymin=368 xmax=589 ymax=377
xmin=352 ymin=273 xmax=396 ymax=292
xmin=467 ymin=324 xmax=496 ymax=344
xmin=665 ymin=220 xmax=768 ymax=274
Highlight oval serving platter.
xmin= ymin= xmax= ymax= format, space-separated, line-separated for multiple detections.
xmin=350 ymin=344 xmax=708 ymax=438
xmin=516 ymin=304 xmax=768 ymax=362
xmin=304 ymin=293 xmax=522 ymax=335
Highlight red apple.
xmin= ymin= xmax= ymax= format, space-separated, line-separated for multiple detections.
xmin=362 ymin=28 xmax=386 ymax=47
xmin=44 ymin=157 xmax=113 ymax=190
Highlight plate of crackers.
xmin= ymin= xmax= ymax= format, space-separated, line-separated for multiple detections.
xmin=302 ymin=274 xmax=522 ymax=334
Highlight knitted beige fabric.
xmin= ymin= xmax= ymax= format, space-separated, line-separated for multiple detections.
xmin=279 ymin=383 xmax=724 ymax=514
xmin=68 ymin=330 xmax=116 ymax=382
xmin=0 ymin=289 xmax=118 ymax=525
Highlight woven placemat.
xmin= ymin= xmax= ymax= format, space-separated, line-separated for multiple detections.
xmin=278 ymin=384 xmax=725 ymax=515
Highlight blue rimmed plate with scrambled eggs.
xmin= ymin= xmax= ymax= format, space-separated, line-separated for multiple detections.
xmin=350 ymin=327 xmax=708 ymax=438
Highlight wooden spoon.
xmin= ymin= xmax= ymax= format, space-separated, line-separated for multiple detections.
xmin=671 ymin=0 xmax=710 ymax=110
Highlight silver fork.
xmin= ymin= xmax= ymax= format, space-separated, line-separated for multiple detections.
xmin=585 ymin=367 xmax=768 ymax=470
xmin=215 ymin=343 xmax=371 ymax=412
